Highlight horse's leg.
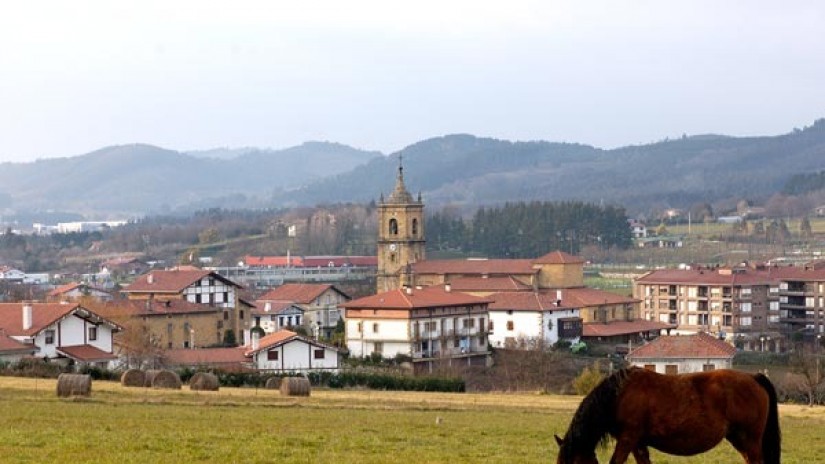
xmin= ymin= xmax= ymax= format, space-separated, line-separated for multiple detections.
xmin=727 ymin=429 xmax=763 ymax=464
xmin=631 ymin=446 xmax=651 ymax=464
xmin=608 ymin=438 xmax=637 ymax=464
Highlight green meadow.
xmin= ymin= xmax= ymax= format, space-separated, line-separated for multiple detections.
xmin=1 ymin=376 xmax=824 ymax=463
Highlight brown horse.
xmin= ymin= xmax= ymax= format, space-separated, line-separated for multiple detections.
xmin=555 ymin=367 xmax=780 ymax=464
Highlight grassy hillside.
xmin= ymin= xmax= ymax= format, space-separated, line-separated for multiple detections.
xmin=1 ymin=376 xmax=822 ymax=463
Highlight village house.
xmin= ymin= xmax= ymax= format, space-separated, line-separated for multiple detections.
xmin=245 ymin=329 xmax=342 ymax=373
xmin=626 ymin=332 xmax=737 ymax=374
xmin=341 ymin=286 xmax=492 ymax=371
xmin=0 ymin=302 xmax=121 ymax=368
xmin=254 ymin=283 xmax=350 ymax=339
xmin=251 ymin=301 xmax=305 ymax=335
xmin=0 ymin=332 xmax=37 ymax=363
xmin=485 ymin=290 xmax=582 ymax=348
xmin=161 ymin=346 xmax=249 ymax=371
xmin=48 ymin=282 xmax=113 ymax=303
xmin=121 ymin=267 xmax=249 ymax=346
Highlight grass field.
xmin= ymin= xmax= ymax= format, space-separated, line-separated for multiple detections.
xmin=2 ymin=376 xmax=825 ymax=463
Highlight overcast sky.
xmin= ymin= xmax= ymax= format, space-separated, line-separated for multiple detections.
xmin=1 ymin=1 xmax=823 ymax=162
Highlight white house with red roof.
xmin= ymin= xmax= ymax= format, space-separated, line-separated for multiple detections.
xmin=255 ymin=283 xmax=350 ymax=338
xmin=626 ymin=332 xmax=737 ymax=374
xmin=0 ymin=302 xmax=121 ymax=367
xmin=486 ymin=290 xmax=582 ymax=348
xmin=341 ymin=286 xmax=492 ymax=369
xmin=245 ymin=329 xmax=342 ymax=372
xmin=0 ymin=332 xmax=38 ymax=363
xmin=48 ymin=282 xmax=113 ymax=303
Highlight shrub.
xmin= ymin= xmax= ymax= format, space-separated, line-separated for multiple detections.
xmin=572 ymin=361 xmax=605 ymax=396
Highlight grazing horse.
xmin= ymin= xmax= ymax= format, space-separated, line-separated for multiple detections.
xmin=555 ymin=367 xmax=780 ymax=464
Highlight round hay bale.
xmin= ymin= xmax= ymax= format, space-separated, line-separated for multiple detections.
xmin=57 ymin=373 xmax=92 ymax=398
xmin=189 ymin=372 xmax=220 ymax=391
xmin=264 ymin=376 xmax=282 ymax=390
xmin=280 ymin=376 xmax=310 ymax=397
xmin=120 ymin=369 xmax=146 ymax=388
xmin=151 ymin=370 xmax=182 ymax=390
xmin=144 ymin=369 xmax=161 ymax=387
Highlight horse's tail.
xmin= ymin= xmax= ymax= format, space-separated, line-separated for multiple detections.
xmin=754 ymin=373 xmax=781 ymax=464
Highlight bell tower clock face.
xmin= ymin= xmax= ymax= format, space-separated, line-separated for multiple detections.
xmin=388 ymin=243 xmax=397 ymax=252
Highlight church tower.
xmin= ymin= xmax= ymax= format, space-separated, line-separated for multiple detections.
xmin=376 ymin=157 xmax=425 ymax=293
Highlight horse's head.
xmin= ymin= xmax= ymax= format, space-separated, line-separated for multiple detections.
xmin=555 ymin=435 xmax=599 ymax=464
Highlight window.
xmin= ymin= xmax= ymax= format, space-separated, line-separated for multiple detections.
xmin=239 ymin=310 xmax=245 ymax=320
xmin=644 ymin=364 xmax=656 ymax=371
xmin=665 ymin=364 xmax=678 ymax=375
xmin=373 ymin=342 xmax=383 ymax=355
xmin=372 ymin=323 xmax=379 ymax=333
xmin=702 ymin=364 xmax=715 ymax=372
xmin=314 ymin=349 xmax=325 ymax=359
xmin=44 ymin=329 xmax=55 ymax=345
xmin=389 ymin=218 xmax=398 ymax=235
xmin=88 ymin=326 xmax=98 ymax=341
xmin=223 ymin=311 xmax=229 ymax=320
xmin=412 ymin=218 xmax=418 ymax=236
xmin=267 ymin=350 xmax=279 ymax=361
xmin=506 ymin=320 xmax=514 ymax=331
xmin=357 ymin=322 xmax=363 ymax=333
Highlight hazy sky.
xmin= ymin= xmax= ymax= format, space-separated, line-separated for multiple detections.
xmin=1 ymin=1 xmax=824 ymax=162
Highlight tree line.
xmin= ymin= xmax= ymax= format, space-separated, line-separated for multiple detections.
xmin=428 ymin=201 xmax=631 ymax=258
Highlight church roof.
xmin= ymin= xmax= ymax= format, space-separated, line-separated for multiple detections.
xmin=384 ymin=160 xmax=418 ymax=204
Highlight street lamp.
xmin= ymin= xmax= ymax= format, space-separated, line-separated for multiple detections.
xmin=760 ymin=336 xmax=766 ymax=352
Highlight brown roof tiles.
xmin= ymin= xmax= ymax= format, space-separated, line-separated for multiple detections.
xmin=628 ymin=332 xmax=737 ymax=359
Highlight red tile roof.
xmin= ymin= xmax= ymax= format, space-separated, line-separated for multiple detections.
xmin=561 ymin=287 xmax=639 ymax=307
xmin=258 ymin=283 xmax=343 ymax=304
xmin=341 ymin=286 xmax=493 ymax=310
xmin=103 ymin=299 xmax=223 ymax=317
xmin=532 ymin=251 xmax=585 ymax=265
xmin=244 ymin=255 xmax=377 ymax=268
xmin=163 ymin=347 xmax=249 ymax=366
xmin=448 ymin=276 xmax=532 ymax=292
xmin=0 ymin=303 xmax=80 ymax=336
xmin=488 ymin=292 xmax=576 ymax=311
xmin=246 ymin=329 xmax=342 ymax=356
xmin=49 ymin=282 xmax=83 ymax=297
xmin=57 ymin=344 xmax=118 ymax=362
xmin=245 ymin=256 xmax=304 ymax=267
xmin=583 ymin=320 xmax=675 ymax=337
xmin=0 ymin=333 xmax=37 ymax=354
xmin=628 ymin=332 xmax=737 ymax=359
xmin=124 ymin=269 xmax=240 ymax=293
xmin=412 ymin=258 xmax=536 ymax=276
xmin=635 ymin=268 xmax=779 ymax=286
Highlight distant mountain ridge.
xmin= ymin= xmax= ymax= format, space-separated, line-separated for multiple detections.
xmin=0 ymin=142 xmax=380 ymax=216
xmin=0 ymin=120 xmax=823 ymax=218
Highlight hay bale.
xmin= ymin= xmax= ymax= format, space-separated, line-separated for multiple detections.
xmin=57 ymin=373 xmax=92 ymax=398
xmin=189 ymin=372 xmax=220 ymax=391
xmin=144 ymin=369 xmax=161 ymax=387
xmin=264 ymin=376 xmax=282 ymax=390
xmin=151 ymin=369 xmax=182 ymax=390
xmin=120 ymin=369 xmax=146 ymax=388
xmin=280 ymin=376 xmax=310 ymax=397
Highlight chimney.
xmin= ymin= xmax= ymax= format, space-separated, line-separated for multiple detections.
xmin=251 ymin=330 xmax=260 ymax=351
xmin=556 ymin=289 xmax=563 ymax=302
xmin=22 ymin=302 xmax=33 ymax=331
xmin=444 ymin=284 xmax=451 ymax=293
xmin=265 ymin=302 xmax=272 ymax=312
xmin=405 ymin=287 xmax=413 ymax=295
xmin=147 ymin=273 xmax=154 ymax=284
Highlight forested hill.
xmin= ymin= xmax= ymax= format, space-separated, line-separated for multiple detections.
xmin=0 ymin=142 xmax=380 ymax=215
xmin=277 ymin=120 xmax=825 ymax=213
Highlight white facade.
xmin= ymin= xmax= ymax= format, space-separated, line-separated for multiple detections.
xmin=183 ymin=278 xmax=236 ymax=307
xmin=345 ymin=309 xmax=489 ymax=360
xmin=24 ymin=312 xmax=115 ymax=359
xmin=488 ymin=308 xmax=581 ymax=348
xmin=626 ymin=357 xmax=733 ymax=374
xmin=250 ymin=339 xmax=340 ymax=372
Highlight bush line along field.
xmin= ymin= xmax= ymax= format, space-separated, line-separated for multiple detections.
xmin=2 ymin=377 xmax=825 ymax=463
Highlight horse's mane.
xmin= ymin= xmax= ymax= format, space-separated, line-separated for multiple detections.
xmin=559 ymin=367 xmax=634 ymax=461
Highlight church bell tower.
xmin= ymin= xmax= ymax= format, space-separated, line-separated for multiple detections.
xmin=376 ymin=156 xmax=425 ymax=293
